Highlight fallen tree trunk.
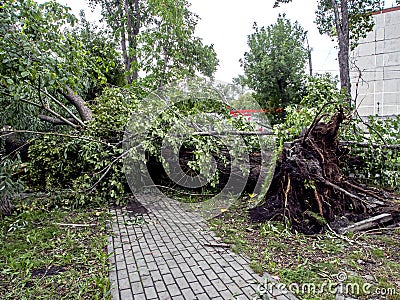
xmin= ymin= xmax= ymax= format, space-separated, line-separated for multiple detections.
xmin=250 ymin=110 xmax=400 ymax=234
xmin=0 ymin=196 xmax=13 ymax=218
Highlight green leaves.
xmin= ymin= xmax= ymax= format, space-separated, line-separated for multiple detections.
xmin=90 ymin=0 xmax=218 ymax=87
xmin=315 ymin=0 xmax=383 ymax=50
xmin=240 ymin=16 xmax=308 ymax=124
xmin=0 ymin=0 xmax=124 ymax=130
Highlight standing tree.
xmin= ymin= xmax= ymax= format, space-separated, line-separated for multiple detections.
xmin=89 ymin=0 xmax=219 ymax=87
xmin=0 ymin=0 xmax=124 ymax=216
xmin=239 ymin=16 xmax=308 ymax=124
xmin=275 ymin=0 xmax=383 ymax=103
xmin=0 ymin=0 xmax=124 ymax=130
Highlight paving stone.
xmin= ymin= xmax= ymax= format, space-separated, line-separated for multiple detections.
xmin=196 ymin=274 xmax=211 ymax=286
xmin=117 ymin=269 xmax=128 ymax=280
xmin=167 ymin=283 xmax=181 ymax=297
xmin=133 ymin=293 xmax=145 ymax=300
xmin=116 ymin=261 xmax=126 ymax=271
xmin=144 ymin=287 xmax=157 ymax=299
xmin=149 ymin=270 xmax=162 ymax=282
xmin=156 ymin=291 xmax=170 ymax=300
xmin=141 ymin=275 xmax=154 ymax=288
xmin=108 ymin=201 xmax=298 ymax=300
xmin=219 ymin=289 xmax=234 ymax=299
xmin=119 ymin=277 xmax=131 ymax=290
xmin=158 ymin=264 xmax=170 ymax=275
xmin=175 ymin=276 xmax=190 ymax=290
xmin=183 ymin=271 xmax=197 ymax=283
xmin=203 ymin=284 xmax=221 ymax=298
xmin=119 ymin=289 xmax=133 ymax=300
xmin=190 ymin=281 xmax=205 ymax=294
xmin=155 ymin=280 xmax=167 ymax=293
xmin=128 ymin=271 xmax=140 ymax=283
xmin=196 ymin=293 xmax=210 ymax=300
xmin=110 ymin=284 xmax=120 ymax=300
xmin=163 ymin=273 xmax=175 ymax=285
xmin=131 ymin=281 xmax=144 ymax=294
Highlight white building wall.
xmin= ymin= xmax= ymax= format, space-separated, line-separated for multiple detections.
xmin=351 ymin=7 xmax=400 ymax=117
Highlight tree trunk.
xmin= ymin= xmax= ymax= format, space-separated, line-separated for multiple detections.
xmin=57 ymin=86 xmax=93 ymax=122
xmin=332 ymin=0 xmax=351 ymax=103
xmin=0 ymin=196 xmax=13 ymax=217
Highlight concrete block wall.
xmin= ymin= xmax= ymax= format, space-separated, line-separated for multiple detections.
xmin=351 ymin=6 xmax=400 ymax=117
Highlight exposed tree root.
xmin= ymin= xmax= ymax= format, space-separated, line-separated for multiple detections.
xmin=250 ymin=110 xmax=400 ymax=234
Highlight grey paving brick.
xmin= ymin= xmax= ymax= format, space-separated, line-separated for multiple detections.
xmin=219 ymin=289 xmax=234 ymax=299
xmin=203 ymin=284 xmax=221 ymax=298
xmin=128 ymin=271 xmax=140 ymax=283
xmin=167 ymin=283 xmax=181 ymax=297
xmin=211 ymin=278 xmax=226 ymax=291
xmin=146 ymin=261 xmax=158 ymax=271
xmin=116 ymin=261 xmax=126 ymax=271
xmin=158 ymin=264 xmax=170 ymax=275
xmin=190 ymin=281 xmax=205 ymax=294
xmin=155 ymin=280 xmax=167 ymax=293
xmin=175 ymin=276 xmax=190 ymax=290
xmin=108 ymin=201 xmax=298 ymax=300
xmin=119 ymin=277 xmax=131 ymax=290
xmin=165 ymin=259 xmax=178 ymax=268
xmin=156 ymin=291 xmax=170 ymax=300
xmin=183 ymin=271 xmax=197 ymax=283
xmin=144 ymin=287 xmax=157 ymax=299
xmin=131 ymin=281 xmax=144 ymax=294
xmin=163 ymin=273 xmax=175 ymax=285
xmin=170 ymin=267 xmax=183 ymax=278
xmin=117 ymin=269 xmax=128 ymax=279
xmin=203 ymin=269 xmax=218 ymax=281
xmin=141 ymin=275 xmax=154 ymax=288
xmin=196 ymin=274 xmax=211 ymax=286
xmin=110 ymin=284 xmax=120 ymax=300
xmin=192 ymin=265 xmax=204 ymax=276
xmin=133 ymin=293 xmax=145 ymax=300
xmin=150 ymin=270 xmax=162 ymax=282
xmin=120 ymin=289 xmax=133 ymax=300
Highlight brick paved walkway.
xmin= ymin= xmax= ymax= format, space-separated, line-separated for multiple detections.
xmin=107 ymin=193 xmax=298 ymax=300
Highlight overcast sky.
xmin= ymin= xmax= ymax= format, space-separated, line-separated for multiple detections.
xmin=47 ymin=0 xmax=399 ymax=83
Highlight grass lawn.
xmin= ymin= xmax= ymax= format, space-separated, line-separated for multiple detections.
xmin=209 ymin=199 xmax=400 ymax=300
xmin=0 ymin=208 xmax=110 ymax=300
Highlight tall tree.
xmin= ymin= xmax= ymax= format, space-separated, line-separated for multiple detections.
xmin=275 ymin=0 xmax=383 ymax=102
xmin=0 ymin=0 xmax=123 ymax=130
xmin=239 ymin=16 xmax=308 ymax=124
xmin=89 ymin=0 xmax=219 ymax=87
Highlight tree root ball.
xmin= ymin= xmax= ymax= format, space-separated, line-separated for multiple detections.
xmin=250 ymin=110 xmax=399 ymax=234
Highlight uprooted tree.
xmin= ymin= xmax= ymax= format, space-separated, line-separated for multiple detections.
xmin=252 ymin=109 xmax=399 ymax=234
xmin=0 ymin=0 xmax=218 ymax=216
xmin=1 ymin=1 xmax=399 ymax=235
xmin=250 ymin=75 xmax=400 ymax=234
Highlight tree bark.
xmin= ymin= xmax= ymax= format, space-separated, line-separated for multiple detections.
xmin=332 ymin=0 xmax=351 ymax=103
xmin=38 ymin=115 xmax=79 ymax=126
xmin=57 ymin=86 xmax=92 ymax=122
xmin=0 ymin=196 xmax=13 ymax=218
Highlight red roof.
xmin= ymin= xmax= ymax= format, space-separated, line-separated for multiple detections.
xmin=229 ymin=109 xmax=266 ymax=116
xmin=373 ymin=6 xmax=400 ymax=15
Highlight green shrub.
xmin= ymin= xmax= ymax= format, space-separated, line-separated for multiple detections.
xmin=26 ymin=86 xmax=146 ymax=207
